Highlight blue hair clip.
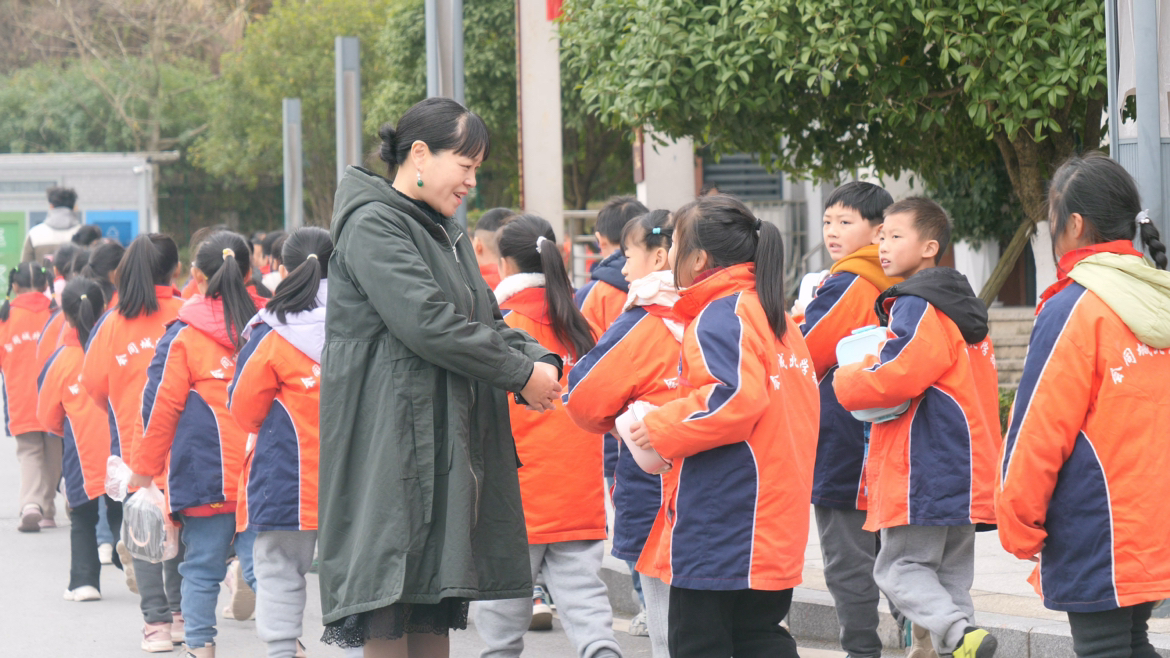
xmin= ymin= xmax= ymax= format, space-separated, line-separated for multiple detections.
xmin=651 ymin=227 xmax=662 ymax=235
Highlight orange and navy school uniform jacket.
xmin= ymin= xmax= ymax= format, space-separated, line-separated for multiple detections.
xmin=133 ymin=295 xmax=249 ymax=514
xmin=800 ymin=245 xmax=900 ymax=511
xmin=833 ymin=267 xmax=1001 ymax=532
xmin=0 ymin=292 xmax=53 ymax=437
xmin=37 ymin=310 xmax=66 ymax=375
xmin=36 ymin=328 xmax=111 ymax=507
xmin=573 ymin=251 xmax=630 ymax=479
xmin=82 ymin=287 xmax=184 ymax=485
xmin=564 ymin=285 xmax=682 ymax=562
xmin=229 ymin=297 xmax=325 ymax=533
xmin=498 ymin=277 xmax=608 ymax=544
xmin=637 ymin=264 xmax=820 ymax=591
xmin=997 ymin=243 xmax=1170 ymax=613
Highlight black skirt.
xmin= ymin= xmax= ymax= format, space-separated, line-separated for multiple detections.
xmin=321 ymin=598 xmax=471 ymax=647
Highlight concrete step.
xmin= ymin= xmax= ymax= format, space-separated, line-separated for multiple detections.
xmin=990 ymin=320 xmax=1036 ymax=336
xmin=994 ymin=344 xmax=1029 ymax=360
xmin=989 ymin=332 xmax=1030 ymax=347
xmin=988 ymin=306 xmax=1038 ymax=322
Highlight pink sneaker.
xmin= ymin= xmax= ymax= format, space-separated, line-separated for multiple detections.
xmin=171 ymin=612 xmax=185 ymax=644
xmin=18 ymin=504 xmax=41 ymax=533
xmin=38 ymin=517 xmax=56 ymax=529
xmin=142 ymin=621 xmax=174 ymax=653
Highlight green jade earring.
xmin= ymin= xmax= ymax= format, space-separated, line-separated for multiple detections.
xmin=416 ymin=171 xmax=424 ymax=188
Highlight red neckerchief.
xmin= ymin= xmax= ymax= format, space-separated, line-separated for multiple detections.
xmin=643 ymin=304 xmax=682 ymax=325
xmin=1038 ymin=240 xmax=1145 ymax=313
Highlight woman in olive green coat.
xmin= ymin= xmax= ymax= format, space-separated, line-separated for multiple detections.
xmin=319 ymin=98 xmax=563 ymax=657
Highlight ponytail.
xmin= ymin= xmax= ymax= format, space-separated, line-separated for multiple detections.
xmin=673 ymin=194 xmax=788 ymax=340
xmin=265 ymin=227 xmax=333 ymax=323
xmin=1139 ymin=219 xmax=1168 ymax=270
xmin=117 ymin=234 xmax=180 ymax=319
xmin=498 ymin=215 xmax=596 ymax=360
xmin=194 ymin=231 xmax=258 ymax=349
xmin=61 ymin=277 xmax=105 ymax=348
xmin=0 ymin=261 xmax=49 ymax=322
xmin=755 ymin=220 xmax=787 ymax=339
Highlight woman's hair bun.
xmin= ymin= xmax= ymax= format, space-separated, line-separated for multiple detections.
xmin=379 ymin=123 xmax=399 ymax=165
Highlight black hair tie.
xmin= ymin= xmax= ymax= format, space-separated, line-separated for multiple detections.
xmin=754 ymin=219 xmax=763 ymax=231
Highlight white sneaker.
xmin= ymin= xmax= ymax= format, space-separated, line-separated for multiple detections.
xmin=530 ymin=585 xmax=553 ymax=631
xmin=627 ymin=609 xmax=649 ymax=636
xmin=98 ymin=542 xmax=114 ymax=565
xmin=63 ymin=585 xmax=102 ymax=601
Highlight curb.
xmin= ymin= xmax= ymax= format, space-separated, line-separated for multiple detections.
xmin=601 ymin=563 xmax=1170 ymax=657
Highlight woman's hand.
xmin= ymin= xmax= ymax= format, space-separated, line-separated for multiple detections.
xmin=628 ymin=420 xmax=652 ymax=449
xmin=521 ymin=362 xmax=562 ymax=412
xmin=128 ymin=473 xmax=154 ymax=489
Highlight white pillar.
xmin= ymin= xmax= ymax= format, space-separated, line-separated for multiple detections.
xmin=803 ymin=179 xmax=826 ymax=272
xmin=953 ymin=239 xmax=1000 ymax=299
xmin=334 ymin=37 xmax=362 ymax=186
xmin=634 ymin=131 xmax=695 ymax=212
xmin=1031 ymin=221 xmax=1058 ymax=299
xmin=516 ymin=0 xmax=564 ymax=239
xmin=283 ymin=98 xmax=304 ymax=230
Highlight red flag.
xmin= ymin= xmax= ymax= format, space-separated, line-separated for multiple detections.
xmin=547 ymin=0 xmax=563 ymax=20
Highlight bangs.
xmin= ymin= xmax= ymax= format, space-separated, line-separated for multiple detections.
xmin=454 ymin=112 xmax=491 ymax=162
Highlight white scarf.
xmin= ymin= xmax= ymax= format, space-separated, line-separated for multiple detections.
xmin=494 ymin=273 xmax=546 ymax=305
xmin=624 ymin=270 xmax=684 ymax=342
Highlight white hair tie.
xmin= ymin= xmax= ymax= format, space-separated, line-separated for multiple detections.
xmin=536 ymin=235 xmax=551 ymax=254
xmin=1137 ymin=209 xmax=1152 ymax=225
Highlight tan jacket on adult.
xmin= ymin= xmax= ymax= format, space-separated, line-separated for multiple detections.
xmin=22 ymin=207 xmax=81 ymax=263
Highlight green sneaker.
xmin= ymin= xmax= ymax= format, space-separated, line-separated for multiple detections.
xmin=952 ymin=627 xmax=997 ymax=658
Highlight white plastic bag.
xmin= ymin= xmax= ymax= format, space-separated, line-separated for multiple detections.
xmin=121 ymin=483 xmax=179 ymax=563
xmin=105 ymin=455 xmax=134 ymax=502
xmin=614 ymin=401 xmax=672 ymax=475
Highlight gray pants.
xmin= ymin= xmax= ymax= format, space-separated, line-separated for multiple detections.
xmin=639 ymin=573 xmax=670 ymax=658
xmin=815 ymin=505 xmax=884 ymax=658
xmin=475 ymin=540 xmax=621 ymax=658
xmin=874 ymin=525 xmax=976 ymax=654
xmin=135 ymin=550 xmax=184 ymax=624
xmin=254 ymin=530 xmax=317 ymax=658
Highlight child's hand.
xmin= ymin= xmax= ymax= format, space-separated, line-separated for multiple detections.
xmin=629 ymin=420 xmax=652 ymax=449
xmin=128 ymin=473 xmax=154 ymax=488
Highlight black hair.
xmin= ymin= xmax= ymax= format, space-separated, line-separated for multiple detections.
xmin=80 ymin=241 xmax=126 ymax=304
xmin=0 ymin=261 xmax=49 ymax=322
xmin=595 ymin=196 xmax=649 ymax=244
xmin=476 ymin=208 xmax=515 ymax=234
xmin=250 ymin=231 xmax=267 ymax=245
xmin=1049 ymin=151 xmax=1167 ymax=270
xmin=70 ymin=249 xmax=90 ymax=277
xmin=269 ymin=234 xmax=288 ymax=267
xmin=497 ymin=215 xmax=596 ymax=360
xmin=51 ymin=243 xmax=83 ymax=279
xmin=194 ymin=231 xmax=258 ymax=349
xmin=884 ymin=197 xmax=953 ymax=264
xmin=47 ymin=186 xmax=77 ymax=209
xmin=377 ymin=97 xmax=491 ymax=175
xmin=266 ymin=227 xmax=332 ymax=324
xmin=61 ymin=277 xmax=105 ymax=348
xmin=824 ymin=181 xmax=895 ymax=225
xmin=672 ymin=194 xmax=788 ymax=339
xmin=116 ymin=233 xmax=180 ymax=319
xmin=71 ymin=225 xmax=104 ymax=247
xmin=261 ymin=230 xmax=286 ymax=258
xmin=621 ymin=209 xmax=674 ymax=253
xmin=188 ymin=224 xmax=230 ymax=263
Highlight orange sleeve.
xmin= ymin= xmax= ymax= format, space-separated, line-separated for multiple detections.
xmin=996 ymin=301 xmax=1093 ymax=560
xmin=644 ymin=302 xmax=769 ymax=460
xmin=800 ymin=273 xmax=870 ymax=380
xmin=134 ymin=327 xmax=190 ymax=478
xmin=833 ymin=296 xmax=954 ymax=412
xmin=228 ymin=332 xmax=280 ymax=435
xmin=36 ymin=353 xmax=67 ymax=437
xmin=563 ymin=313 xmax=652 ymax=434
xmin=80 ymin=319 xmax=112 ymax=408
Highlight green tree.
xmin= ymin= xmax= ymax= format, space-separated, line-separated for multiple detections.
xmin=194 ymin=0 xmax=395 ymax=224
xmin=561 ymin=0 xmax=1106 ymax=303
xmin=366 ymin=0 xmax=632 ymax=210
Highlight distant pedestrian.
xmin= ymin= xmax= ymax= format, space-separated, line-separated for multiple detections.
xmin=24 ymin=187 xmax=82 ymax=263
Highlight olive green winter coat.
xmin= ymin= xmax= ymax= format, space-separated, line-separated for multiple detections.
xmin=318 ymin=167 xmax=555 ymax=624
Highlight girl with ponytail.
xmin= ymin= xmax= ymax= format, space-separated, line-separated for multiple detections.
xmin=564 ymin=208 xmax=681 ymax=657
xmin=0 ymin=261 xmax=59 ymax=533
xmin=228 ymin=226 xmax=332 ymax=658
xmin=127 ymin=231 xmax=258 ymax=655
xmin=37 ymin=278 xmax=125 ymax=602
xmin=997 ymin=152 xmax=1170 ymax=655
xmin=477 ymin=216 xmax=623 ymax=658
xmin=626 ymin=194 xmax=820 ymax=656
xmin=80 ymin=240 xmax=125 ymax=310
xmin=80 ymin=232 xmax=185 ymax=650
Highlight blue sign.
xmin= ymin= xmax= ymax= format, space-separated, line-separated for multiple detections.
xmin=85 ymin=210 xmax=138 ymax=246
